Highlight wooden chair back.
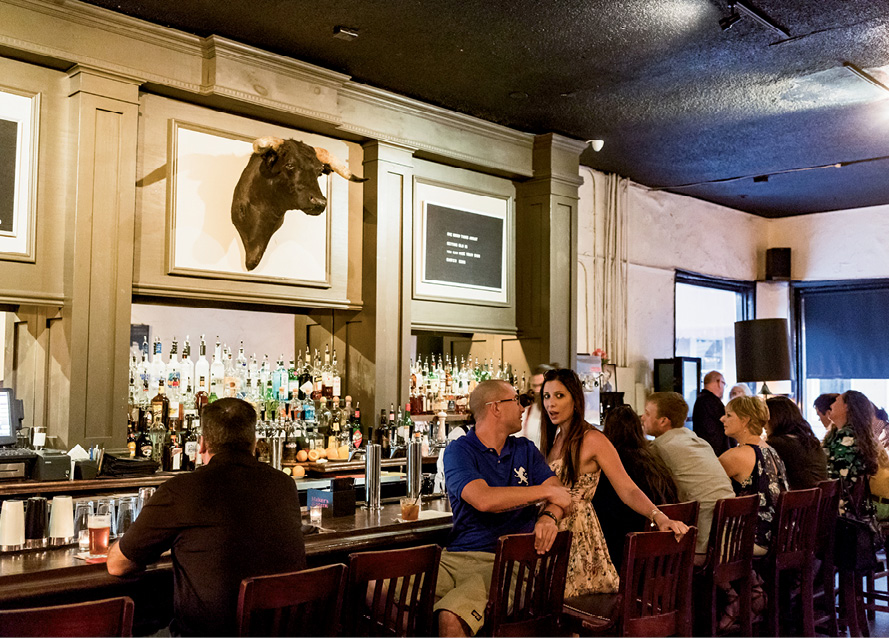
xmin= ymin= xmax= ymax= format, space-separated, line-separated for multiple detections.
xmin=346 ymin=544 xmax=441 ymax=637
xmin=770 ymin=488 xmax=820 ymax=570
xmin=649 ymin=500 xmax=700 ymax=530
xmin=706 ymin=494 xmax=759 ymax=582
xmin=237 ymin=564 xmax=346 ymax=637
xmin=485 ymin=530 xmax=572 ymax=637
xmin=619 ymin=529 xmax=697 ymax=637
xmin=0 ymin=596 xmax=134 ymax=637
xmin=815 ymin=479 xmax=840 ymax=561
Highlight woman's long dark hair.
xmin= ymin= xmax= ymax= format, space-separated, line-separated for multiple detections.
xmin=766 ymin=396 xmax=821 ymax=451
xmin=842 ymin=390 xmax=880 ymax=476
xmin=539 ymin=369 xmax=588 ymax=487
xmin=603 ymin=405 xmax=678 ymax=503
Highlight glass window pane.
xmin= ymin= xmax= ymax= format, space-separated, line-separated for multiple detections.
xmin=675 ymin=282 xmax=746 ymax=392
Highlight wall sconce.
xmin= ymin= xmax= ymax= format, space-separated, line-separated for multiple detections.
xmin=734 ymin=318 xmax=792 ymax=397
xmin=586 ymin=139 xmax=604 ymax=152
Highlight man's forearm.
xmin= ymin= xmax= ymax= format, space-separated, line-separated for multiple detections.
xmin=462 ymin=482 xmax=552 ymax=513
xmin=106 ymin=541 xmax=145 ymax=577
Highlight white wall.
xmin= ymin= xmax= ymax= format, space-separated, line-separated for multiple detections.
xmin=578 ymin=168 xmax=770 ymax=395
xmin=768 ymin=205 xmax=889 ymax=280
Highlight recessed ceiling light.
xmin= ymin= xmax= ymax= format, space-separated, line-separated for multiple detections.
xmin=333 ymin=26 xmax=359 ymax=41
xmin=509 ymin=91 xmax=529 ymax=100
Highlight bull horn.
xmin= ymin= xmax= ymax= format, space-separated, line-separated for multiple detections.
xmin=252 ymin=136 xmax=285 ymax=155
xmin=315 ymin=146 xmax=367 ymax=183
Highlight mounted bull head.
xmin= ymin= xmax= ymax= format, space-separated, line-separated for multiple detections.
xmin=231 ymin=136 xmax=366 ymax=271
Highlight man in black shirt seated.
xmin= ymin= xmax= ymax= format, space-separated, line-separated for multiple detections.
xmin=107 ymin=398 xmax=306 ymax=636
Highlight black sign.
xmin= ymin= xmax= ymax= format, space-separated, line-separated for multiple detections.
xmin=424 ymin=203 xmax=504 ymax=289
xmin=0 ymin=119 xmax=18 ymax=234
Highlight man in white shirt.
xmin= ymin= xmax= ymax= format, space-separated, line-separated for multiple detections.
xmin=519 ymin=363 xmax=556 ymax=449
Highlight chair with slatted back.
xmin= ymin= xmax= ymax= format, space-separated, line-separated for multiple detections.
xmin=813 ymin=479 xmax=840 ymax=637
xmin=346 ymin=544 xmax=441 ymax=637
xmin=754 ymin=487 xmax=820 ymax=638
xmin=692 ymin=494 xmax=758 ymax=637
xmin=484 ymin=530 xmax=572 ymax=637
xmin=0 ymin=596 xmax=134 ymax=637
xmin=237 ymin=563 xmax=346 ymax=637
xmin=562 ymin=529 xmax=697 ymax=637
xmin=648 ymin=500 xmax=700 ymax=530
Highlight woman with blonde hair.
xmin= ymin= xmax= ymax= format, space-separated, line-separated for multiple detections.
xmin=718 ymin=395 xmax=788 ymax=555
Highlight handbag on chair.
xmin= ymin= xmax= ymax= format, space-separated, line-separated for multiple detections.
xmin=835 ymin=478 xmax=881 ymax=571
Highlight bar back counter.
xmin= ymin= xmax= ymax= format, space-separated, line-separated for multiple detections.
xmin=0 ymin=474 xmax=452 ymax=635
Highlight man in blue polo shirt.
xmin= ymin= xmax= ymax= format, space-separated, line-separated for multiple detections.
xmin=436 ymin=379 xmax=572 ymax=636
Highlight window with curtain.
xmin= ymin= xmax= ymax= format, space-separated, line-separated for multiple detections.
xmin=796 ymin=281 xmax=889 ymax=436
xmin=674 ymin=271 xmax=755 ymax=395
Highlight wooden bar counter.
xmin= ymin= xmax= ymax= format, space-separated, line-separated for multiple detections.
xmin=0 ymin=497 xmax=452 ymax=611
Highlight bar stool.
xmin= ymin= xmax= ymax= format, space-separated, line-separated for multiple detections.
xmin=484 ymin=530 xmax=572 ymax=636
xmin=754 ymin=487 xmax=820 ymax=638
xmin=693 ymin=494 xmax=758 ymax=637
xmin=0 ymin=596 xmax=134 ymax=637
xmin=237 ymin=563 xmax=347 ymax=636
xmin=562 ymin=529 xmax=697 ymax=637
xmin=346 ymin=543 xmax=441 ymax=636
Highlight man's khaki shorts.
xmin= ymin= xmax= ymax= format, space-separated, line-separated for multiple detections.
xmin=433 ymin=549 xmax=496 ymax=635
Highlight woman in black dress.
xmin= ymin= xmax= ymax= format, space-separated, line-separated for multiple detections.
xmin=765 ymin=396 xmax=828 ymax=490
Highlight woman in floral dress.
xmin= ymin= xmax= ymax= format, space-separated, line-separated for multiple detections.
xmin=539 ymin=369 xmax=689 ymax=597
xmin=824 ymin=390 xmax=880 ymax=514
xmin=718 ymin=396 xmax=789 ymax=555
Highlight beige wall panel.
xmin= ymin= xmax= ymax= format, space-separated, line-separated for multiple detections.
xmin=410 ymin=159 xmax=517 ymax=334
xmin=0 ymin=57 xmax=68 ymax=305
xmin=133 ymin=94 xmax=364 ymax=309
xmin=45 ymin=314 xmax=69 ymax=446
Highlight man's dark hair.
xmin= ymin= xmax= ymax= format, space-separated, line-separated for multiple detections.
xmin=647 ymin=392 xmax=689 ymax=429
xmin=533 ymin=363 xmax=559 ymax=376
xmin=201 ymin=398 xmax=257 ymax=454
xmin=813 ymin=393 xmax=839 ymax=415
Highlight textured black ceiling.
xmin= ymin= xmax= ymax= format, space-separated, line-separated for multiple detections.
xmin=78 ymin=0 xmax=889 ymax=217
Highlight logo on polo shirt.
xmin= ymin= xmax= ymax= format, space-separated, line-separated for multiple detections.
xmin=514 ymin=467 xmax=528 ymax=485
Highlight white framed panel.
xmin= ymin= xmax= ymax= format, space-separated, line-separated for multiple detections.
xmin=0 ymin=87 xmax=38 ymax=262
xmin=414 ymin=179 xmax=510 ymax=307
xmin=167 ymin=120 xmax=338 ymax=287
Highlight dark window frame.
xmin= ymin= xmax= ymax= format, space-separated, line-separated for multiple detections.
xmin=673 ymin=270 xmax=756 ymax=356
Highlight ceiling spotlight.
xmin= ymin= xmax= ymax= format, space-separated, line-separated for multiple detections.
xmin=586 ymin=139 xmax=604 ymax=152
xmin=720 ymin=9 xmax=741 ymax=30
xmin=333 ymin=26 xmax=359 ymax=41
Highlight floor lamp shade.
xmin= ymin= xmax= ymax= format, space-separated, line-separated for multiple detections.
xmin=734 ymin=318 xmax=791 ymax=383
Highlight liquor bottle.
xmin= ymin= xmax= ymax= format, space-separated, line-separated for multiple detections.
xmin=316 ymin=397 xmax=332 ymax=441
xmin=264 ymin=380 xmax=278 ymax=423
xmin=312 ymin=349 xmax=323 ymax=398
xmin=195 ymin=375 xmax=209 ymax=414
xmin=379 ymin=408 xmax=390 ymax=453
xmin=194 ymin=335 xmax=210 ymax=394
xmin=180 ymin=382 xmax=196 ymax=426
xmin=388 ymin=403 xmax=396 ymax=446
xmin=161 ymin=425 xmax=182 ymax=472
xmin=150 ymin=337 xmax=166 ymax=391
xmin=298 ymin=347 xmax=313 ymax=400
xmin=255 ymin=429 xmax=271 ymax=464
xmin=235 ymin=341 xmax=248 ymax=398
xmin=248 ymin=353 xmax=260 ymax=388
xmin=401 ymin=402 xmax=414 ymax=443
xmin=210 ymin=337 xmax=224 ymax=398
xmin=259 ymin=354 xmax=271 ymax=389
xmin=272 ymin=356 xmax=288 ymax=402
xmin=126 ymin=423 xmax=137 ymax=458
xmin=321 ymin=345 xmax=333 ymax=398
xmin=288 ymin=358 xmax=300 ymax=402
xmin=181 ymin=415 xmax=198 ymax=471
xmin=150 ymin=380 xmax=170 ymax=430
xmin=331 ymin=349 xmax=342 ymax=398
xmin=327 ymin=398 xmax=340 ymax=448
xmin=135 ymin=423 xmax=153 ymax=459
xmin=223 ymin=345 xmax=237 ymax=398
xmin=180 ymin=336 xmax=194 ymax=394
xmin=166 ymin=337 xmax=181 ymax=404
xmin=351 ymin=401 xmax=363 ymax=449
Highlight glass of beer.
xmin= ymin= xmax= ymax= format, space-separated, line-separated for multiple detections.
xmin=400 ymin=497 xmax=420 ymax=521
xmin=88 ymin=503 xmax=112 ymax=558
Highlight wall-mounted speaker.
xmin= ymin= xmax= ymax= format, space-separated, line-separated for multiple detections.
xmin=765 ymin=247 xmax=791 ymax=280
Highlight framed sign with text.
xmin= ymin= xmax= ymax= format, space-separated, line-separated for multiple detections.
xmin=0 ymin=88 xmax=38 ymax=262
xmin=414 ymin=180 xmax=510 ymax=306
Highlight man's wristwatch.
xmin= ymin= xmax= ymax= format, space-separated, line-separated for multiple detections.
xmin=538 ymin=510 xmax=559 ymax=525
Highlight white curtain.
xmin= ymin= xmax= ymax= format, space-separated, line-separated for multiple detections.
xmin=584 ymin=171 xmax=629 ymax=367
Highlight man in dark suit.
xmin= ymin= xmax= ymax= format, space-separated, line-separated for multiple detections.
xmin=692 ymin=370 xmax=734 ymax=456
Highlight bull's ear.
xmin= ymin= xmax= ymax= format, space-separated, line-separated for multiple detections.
xmin=259 ymin=149 xmax=282 ymax=176
xmin=253 ymin=136 xmax=285 ymax=176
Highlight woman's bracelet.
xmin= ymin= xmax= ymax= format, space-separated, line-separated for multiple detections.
xmin=649 ymin=508 xmax=664 ymax=522
xmin=539 ymin=510 xmax=559 ymax=525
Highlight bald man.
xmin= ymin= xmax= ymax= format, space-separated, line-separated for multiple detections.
xmin=435 ymin=379 xmax=571 ymax=637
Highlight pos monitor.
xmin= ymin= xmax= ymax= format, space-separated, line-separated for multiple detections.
xmin=0 ymin=388 xmax=17 ymax=447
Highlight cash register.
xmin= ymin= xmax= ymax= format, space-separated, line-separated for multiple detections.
xmin=0 ymin=387 xmax=36 ymax=479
